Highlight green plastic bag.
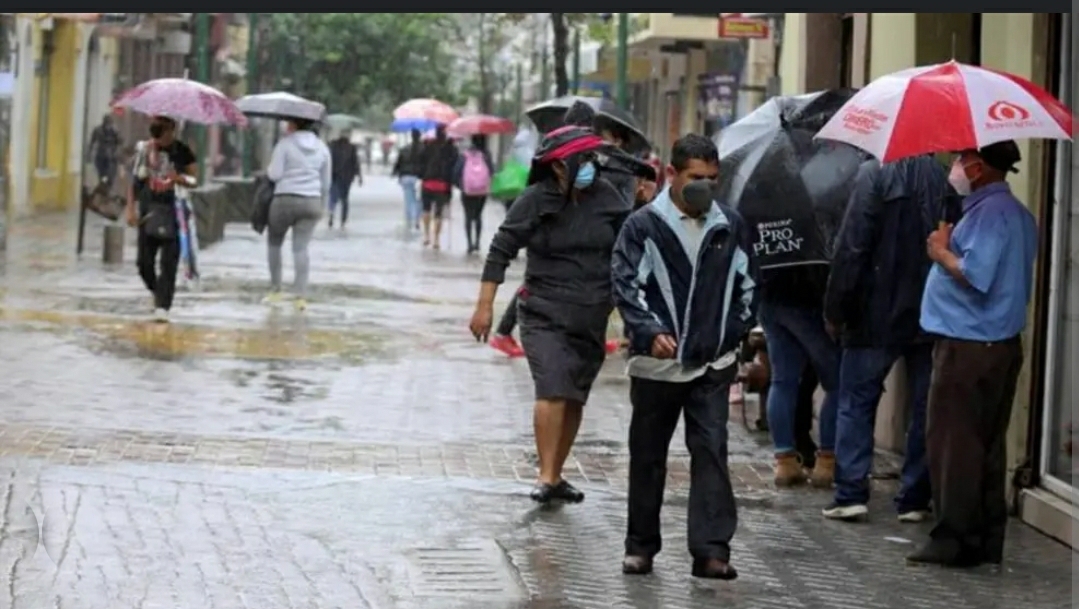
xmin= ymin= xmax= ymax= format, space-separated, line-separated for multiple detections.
xmin=490 ymin=159 xmax=530 ymax=201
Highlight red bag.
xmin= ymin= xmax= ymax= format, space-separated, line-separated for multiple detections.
xmin=422 ymin=179 xmax=450 ymax=193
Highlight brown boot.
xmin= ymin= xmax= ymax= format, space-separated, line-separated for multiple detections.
xmin=774 ymin=452 xmax=805 ymax=487
xmin=809 ymin=451 xmax=836 ymax=488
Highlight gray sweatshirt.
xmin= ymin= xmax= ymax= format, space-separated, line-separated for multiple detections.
xmin=267 ymin=130 xmax=332 ymax=201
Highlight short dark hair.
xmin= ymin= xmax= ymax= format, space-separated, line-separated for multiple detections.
xmin=291 ymin=118 xmax=316 ymax=132
xmin=670 ymin=134 xmax=719 ymax=172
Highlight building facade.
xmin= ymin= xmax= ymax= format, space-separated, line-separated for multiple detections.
xmin=780 ymin=12 xmax=1076 ymax=546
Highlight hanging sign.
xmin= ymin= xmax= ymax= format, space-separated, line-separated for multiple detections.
xmin=718 ymin=16 xmax=770 ymax=39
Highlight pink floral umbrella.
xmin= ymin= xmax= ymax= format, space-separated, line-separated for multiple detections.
xmin=393 ymin=98 xmax=459 ymax=125
xmin=447 ymin=114 xmax=515 ymax=137
xmin=111 ymin=78 xmax=248 ymax=126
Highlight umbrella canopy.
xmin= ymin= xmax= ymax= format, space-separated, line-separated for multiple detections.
xmin=447 ymin=114 xmax=515 ymax=138
xmin=111 ymin=78 xmax=247 ymax=126
xmin=815 ymin=60 xmax=1074 ymax=162
xmin=393 ymin=98 xmax=459 ymax=125
xmin=390 ymin=117 xmax=439 ymax=133
xmin=525 ymin=95 xmax=648 ymax=152
xmin=324 ymin=113 xmax=364 ymax=132
xmin=235 ymin=91 xmax=326 ymax=122
xmin=716 ymin=89 xmax=870 ymax=270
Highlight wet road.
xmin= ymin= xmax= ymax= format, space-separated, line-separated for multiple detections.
xmin=0 ymin=172 xmax=1072 ymax=608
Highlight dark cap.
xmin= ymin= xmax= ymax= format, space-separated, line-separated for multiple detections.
xmin=973 ymin=140 xmax=1021 ymax=174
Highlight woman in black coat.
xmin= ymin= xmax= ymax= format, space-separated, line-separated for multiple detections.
xmin=469 ymin=125 xmax=632 ymax=503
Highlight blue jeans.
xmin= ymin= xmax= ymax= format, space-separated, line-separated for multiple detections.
xmin=328 ymin=180 xmax=351 ymax=224
xmin=758 ymin=302 xmax=841 ymax=455
xmin=399 ymin=175 xmax=421 ymax=227
xmin=833 ymin=343 xmax=932 ymax=511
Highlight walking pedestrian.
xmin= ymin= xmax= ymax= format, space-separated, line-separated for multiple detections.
xmin=822 ymin=154 xmax=958 ymax=522
xmin=908 ymin=140 xmax=1037 ymax=567
xmin=612 ymin=134 xmax=757 ymax=580
xmin=758 ymin=256 xmax=841 ymax=487
xmin=456 ymin=134 xmax=494 ymax=254
xmin=263 ymin=117 xmax=331 ymax=311
xmin=391 ymin=129 xmax=424 ymax=232
xmin=327 ymin=131 xmax=361 ymax=229
xmin=124 ymin=116 xmax=197 ymax=323
xmin=469 ymin=123 xmax=631 ymax=504
xmin=418 ymin=125 xmax=460 ymax=250
xmin=89 ymin=114 xmax=121 ymax=188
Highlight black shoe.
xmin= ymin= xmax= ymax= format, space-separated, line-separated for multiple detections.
xmin=530 ymin=482 xmax=556 ymax=503
xmin=551 ymin=480 xmax=585 ymax=503
xmin=906 ymin=539 xmax=981 ymax=568
xmin=691 ymin=558 xmax=738 ymax=580
xmin=622 ymin=555 xmax=653 ymax=575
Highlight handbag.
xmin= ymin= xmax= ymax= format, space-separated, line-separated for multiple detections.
xmin=140 ymin=205 xmax=177 ymax=240
xmin=250 ymin=174 xmax=275 ymax=235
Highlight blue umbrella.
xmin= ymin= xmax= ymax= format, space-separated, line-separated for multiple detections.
xmin=390 ymin=117 xmax=439 ymax=132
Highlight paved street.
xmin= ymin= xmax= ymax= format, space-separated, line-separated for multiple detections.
xmin=0 ymin=172 xmax=1072 ymax=609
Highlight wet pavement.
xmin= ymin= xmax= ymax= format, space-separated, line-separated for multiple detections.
xmin=0 ymin=171 xmax=1073 ymax=608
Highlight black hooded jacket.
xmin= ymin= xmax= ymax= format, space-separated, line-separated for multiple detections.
xmin=824 ymin=155 xmax=961 ymax=347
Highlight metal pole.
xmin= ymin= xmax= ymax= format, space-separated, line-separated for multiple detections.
xmin=515 ymin=63 xmax=524 ymax=123
xmin=243 ymin=13 xmax=259 ymax=176
xmin=571 ymin=28 xmax=581 ymax=95
xmin=616 ymin=13 xmax=629 ymax=110
xmin=193 ymin=13 xmax=211 ymax=180
xmin=540 ymin=29 xmax=550 ymax=100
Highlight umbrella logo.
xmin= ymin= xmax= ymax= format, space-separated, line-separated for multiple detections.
xmin=987 ymin=101 xmax=1031 ymax=122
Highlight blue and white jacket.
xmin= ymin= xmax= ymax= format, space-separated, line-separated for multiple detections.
xmin=612 ymin=188 xmax=759 ymax=371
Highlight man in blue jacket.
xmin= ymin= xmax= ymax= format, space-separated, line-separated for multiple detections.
xmin=612 ymin=134 xmax=759 ymax=580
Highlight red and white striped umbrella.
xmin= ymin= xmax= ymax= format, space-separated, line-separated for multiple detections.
xmin=112 ymin=78 xmax=247 ymax=126
xmin=447 ymin=114 xmax=515 ymax=137
xmin=816 ymin=60 xmax=1072 ymax=162
xmin=393 ymin=98 xmax=459 ymax=125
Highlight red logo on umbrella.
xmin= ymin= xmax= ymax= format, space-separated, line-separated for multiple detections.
xmin=987 ymin=101 xmax=1031 ymax=122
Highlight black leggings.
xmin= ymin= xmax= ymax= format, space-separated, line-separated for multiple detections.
xmin=462 ymin=195 xmax=486 ymax=250
xmin=496 ymin=291 xmax=519 ymax=336
xmin=137 ymin=231 xmax=181 ymax=310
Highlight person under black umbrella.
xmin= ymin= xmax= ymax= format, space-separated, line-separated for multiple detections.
xmin=469 ymin=121 xmax=633 ymax=504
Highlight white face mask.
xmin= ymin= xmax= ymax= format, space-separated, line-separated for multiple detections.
xmin=948 ymin=160 xmax=972 ymax=196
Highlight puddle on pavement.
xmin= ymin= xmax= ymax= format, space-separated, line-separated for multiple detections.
xmin=0 ymin=306 xmax=386 ymax=362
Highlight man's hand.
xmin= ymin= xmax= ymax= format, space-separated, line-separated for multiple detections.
xmin=469 ymin=303 xmax=494 ymax=343
xmin=125 ymin=205 xmax=138 ymax=228
xmin=650 ymin=334 xmax=678 ymax=359
xmin=927 ymin=222 xmax=953 ymax=262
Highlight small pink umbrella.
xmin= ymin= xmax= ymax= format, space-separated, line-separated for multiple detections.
xmin=393 ymin=98 xmax=459 ymax=125
xmin=111 ymin=78 xmax=247 ymax=126
xmin=447 ymin=114 xmax=515 ymax=137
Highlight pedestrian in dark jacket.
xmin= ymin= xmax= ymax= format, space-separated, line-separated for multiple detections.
xmin=418 ymin=125 xmax=460 ymax=249
xmin=612 ymin=134 xmax=757 ymax=580
xmin=469 ymin=124 xmax=631 ymax=505
xmin=392 ymin=129 xmax=424 ymax=231
xmin=328 ymin=134 xmax=361 ymax=228
xmin=821 ymin=155 xmax=958 ymax=524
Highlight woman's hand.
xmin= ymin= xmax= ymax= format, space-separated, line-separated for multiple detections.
xmin=469 ymin=303 xmax=494 ymax=343
xmin=125 ymin=205 xmax=138 ymax=228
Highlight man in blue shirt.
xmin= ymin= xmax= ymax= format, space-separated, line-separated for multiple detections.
xmin=909 ymin=140 xmax=1038 ymax=568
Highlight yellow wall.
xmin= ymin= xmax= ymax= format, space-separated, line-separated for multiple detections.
xmin=28 ymin=19 xmax=79 ymax=212
xmin=868 ymin=13 xmax=917 ymax=79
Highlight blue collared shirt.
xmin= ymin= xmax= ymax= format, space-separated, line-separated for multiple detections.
xmin=920 ymin=182 xmax=1038 ymax=342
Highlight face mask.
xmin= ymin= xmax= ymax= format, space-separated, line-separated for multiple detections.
xmin=681 ymin=179 xmax=716 ymax=214
xmin=148 ymin=123 xmax=165 ymax=139
xmin=948 ymin=161 xmax=972 ymax=196
xmin=573 ymin=161 xmax=596 ymax=189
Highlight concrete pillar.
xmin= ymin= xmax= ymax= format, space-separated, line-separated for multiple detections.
xmin=850 ymin=14 xmax=870 ymax=87
xmin=101 ymin=224 xmax=124 ymax=264
xmin=778 ymin=13 xmax=806 ymax=95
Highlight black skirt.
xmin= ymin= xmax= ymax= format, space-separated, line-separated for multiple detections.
xmin=517 ymin=292 xmax=611 ymax=403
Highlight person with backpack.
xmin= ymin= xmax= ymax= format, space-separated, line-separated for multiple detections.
xmin=455 ymin=134 xmax=495 ymax=254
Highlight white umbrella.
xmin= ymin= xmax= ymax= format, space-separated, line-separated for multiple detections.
xmin=236 ymin=91 xmax=326 ymax=122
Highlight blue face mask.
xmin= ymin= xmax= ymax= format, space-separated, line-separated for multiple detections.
xmin=573 ymin=162 xmax=596 ymax=189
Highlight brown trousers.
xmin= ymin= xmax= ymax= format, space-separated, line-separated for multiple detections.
xmin=926 ymin=336 xmax=1023 ymax=559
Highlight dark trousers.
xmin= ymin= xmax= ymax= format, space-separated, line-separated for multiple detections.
xmin=794 ymin=366 xmax=819 ymax=465
xmin=496 ymin=291 xmax=520 ymax=336
xmin=835 ymin=342 xmax=933 ymax=510
xmin=94 ymin=155 xmax=116 ymax=186
xmin=462 ymin=195 xmax=486 ymax=251
xmin=136 ymin=231 xmax=181 ymax=311
xmin=626 ymin=370 xmax=737 ymax=561
xmin=927 ymin=336 xmax=1022 ymax=560
xmin=328 ymin=179 xmax=351 ymax=224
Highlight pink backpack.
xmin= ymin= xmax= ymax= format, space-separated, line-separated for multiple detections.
xmin=461 ymin=150 xmax=492 ymax=196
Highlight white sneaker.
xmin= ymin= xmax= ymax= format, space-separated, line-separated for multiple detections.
xmin=897 ymin=509 xmax=931 ymax=523
xmin=293 ymin=297 xmax=308 ymax=311
xmin=152 ymin=308 xmax=170 ymax=323
xmin=821 ymin=502 xmax=869 ymax=521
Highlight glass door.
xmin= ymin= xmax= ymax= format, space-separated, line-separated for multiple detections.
xmin=1040 ymin=12 xmax=1078 ymax=500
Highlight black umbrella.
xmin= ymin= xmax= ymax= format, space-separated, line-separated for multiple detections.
xmin=526 ymin=95 xmax=649 ymax=152
xmin=715 ymin=89 xmax=869 ymax=270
